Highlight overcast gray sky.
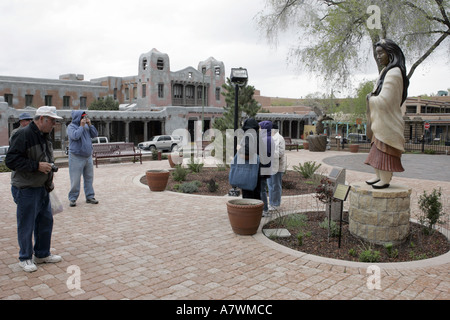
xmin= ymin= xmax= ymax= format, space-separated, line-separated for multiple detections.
xmin=1 ymin=0 xmax=448 ymax=99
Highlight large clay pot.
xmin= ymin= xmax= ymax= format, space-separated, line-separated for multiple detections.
xmin=303 ymin=142 xmax=309 ymax=150
xmin=146 ymin=170 xmax=170 ymax=192
xmin=349 ymin=144 xmax=359 ymax=153
xmin=168 ymin=153 xmax=182 ymax=168
xmin=226 ymin=199 xmax=264 ymax=235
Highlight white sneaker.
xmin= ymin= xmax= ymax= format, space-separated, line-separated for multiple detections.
xmin=19 ymin=259 xmax=38 ymax=273
xmin=262 ymin=210 xmax=270 ymax=217
xmin=268 ymin=205 xmax=280 ymax=212
xmin=34 ymin=254 xmax=62 ymax=264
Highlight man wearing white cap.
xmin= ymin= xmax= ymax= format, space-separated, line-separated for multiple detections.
xmin=5 ymin=106 xmax=63 ymax=272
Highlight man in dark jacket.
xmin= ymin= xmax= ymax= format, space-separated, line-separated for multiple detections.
xmin=5 ymin=106 xmax=63 ymax=272
xmin=67 ymin=110 xmax=99 ymax=207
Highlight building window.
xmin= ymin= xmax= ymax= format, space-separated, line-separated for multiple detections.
xmin=142 ymin=58 xmax=148 ymax=71
xmin=157 ymin=58 xmax=164 ymax=70
xmin=63 ymin=96 xmax=70 ymax=108
xmin=142 ymin=84 xmax=146 ymax=98
xmin=215 ymin=66 xmax=221 ymax=77
xmin=197 ymin=86 xmax=203 ymax=100
xmin=113 ymin=88 xmax=117 ymax=100
xmin=45 ymin=95 xmax=52 ymax=106
xmin=80 ymin=97 xmax=87 ymax=108
xmin=125 ymin=88 xmax=129 ymax=101
xmin=215 ymin=87 xmax=221 ymax=101
xmin=173 ymin=84 xmax=183 ymax=99
xmin=25 ymin=94 xmax=33 ymax=107
xmin=133 ymin=87 xmax=137 ymax=100
xmin=4 ymin=94 xmax=13 ymax=106
xmin=158 ymin=84 xmax=164 ymax=98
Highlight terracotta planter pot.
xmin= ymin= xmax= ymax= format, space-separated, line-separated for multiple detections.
xmin=349 ymin=144 xmax=359 ymax=153
xmin=168 ymin=153 xmax=182 ymax=168
xmin=146 ymin=170 xmax=170 ymax=192
xmin=303 ymin=142 xmax=309 ymax=150
xmin=226 ymin=199 xmax=264 ymax=235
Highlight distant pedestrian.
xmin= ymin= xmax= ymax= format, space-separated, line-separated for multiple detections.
xmin=67 ymin=110 xmax=99 ymax=207
xmin=10 ymin=112 xmax=33 ymax=142
xmin=5 ymin=106 xmax=63 ymax=272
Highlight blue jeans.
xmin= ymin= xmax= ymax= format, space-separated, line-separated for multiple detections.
xmin=68 ymin=154 xmax=95 ymax=201
xmin=11 ymin=186 xmax=53 ymax=261
xmin=260 ymin=177 xmax=269 ymax=212
xmin=268 ymin=172 xmax=284 ymax=207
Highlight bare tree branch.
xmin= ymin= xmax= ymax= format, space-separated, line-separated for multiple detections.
xmin=408 ymin=31 xmax=449 ymax=79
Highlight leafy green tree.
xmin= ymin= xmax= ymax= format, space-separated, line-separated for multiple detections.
xmin=213 ymin=78 xmax=261 ymax=131
xmin=89 ymin=96 xmax=119 ymax=111
xmin=337 ymin=80 xmax=375 ymax=121
xmin=257 ymin=0 xmax=450 ymax=88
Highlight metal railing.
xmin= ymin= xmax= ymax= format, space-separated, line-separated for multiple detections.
xmin=329 ymin=141 xmax=450 ymax=155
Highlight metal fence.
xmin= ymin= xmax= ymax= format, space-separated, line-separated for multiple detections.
xmin=329 ymin=141 xmax=450 ymax=155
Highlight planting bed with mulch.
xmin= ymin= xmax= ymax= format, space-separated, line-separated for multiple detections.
xmin=140 ymin=166 xmax=449 ymax=263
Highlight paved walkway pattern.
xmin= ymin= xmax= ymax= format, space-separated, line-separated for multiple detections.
xmin=0 ymin=150 xmax=449 ymax=300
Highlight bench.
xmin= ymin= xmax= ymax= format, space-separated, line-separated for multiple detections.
xmin=92 ymin=142 xmax=142 ymax=168
xmin=284 ymin=137 xmax=299 ymax=151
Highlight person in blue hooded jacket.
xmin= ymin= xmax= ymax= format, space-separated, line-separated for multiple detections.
xmin=67 ymin=110 xmax=99 ymax=207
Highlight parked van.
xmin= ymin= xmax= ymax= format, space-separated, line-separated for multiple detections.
xmin=347 ymin=133 xmax=370 ymax=143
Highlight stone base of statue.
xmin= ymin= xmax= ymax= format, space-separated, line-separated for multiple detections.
xmin=349 ymin=183 xmax=412 ymax=245
xmin=307 ymin=135 xmax=327 ymax=152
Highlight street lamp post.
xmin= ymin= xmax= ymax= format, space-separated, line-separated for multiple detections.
xmin=228 ymin=67 xmax=248 ymax=197
xmin=201 ymin=66 xmax=206 ymax=134
xmin=230 ymin=67 xmax=248 ymax=156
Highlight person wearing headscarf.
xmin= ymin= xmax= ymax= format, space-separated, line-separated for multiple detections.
xmin=365 ymin=39 xmax=409 ymax=189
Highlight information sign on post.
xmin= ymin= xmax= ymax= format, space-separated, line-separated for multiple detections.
xmin=332 ymin=183 xmax=351 ymax=248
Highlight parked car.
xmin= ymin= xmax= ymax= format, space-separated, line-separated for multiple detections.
xmin=0 ymin=145 xmax=9 ymax=163
xmin=138 ymin=135 xmax=182 ymax=152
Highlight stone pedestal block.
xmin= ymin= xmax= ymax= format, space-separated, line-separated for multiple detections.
xmin=349 ymin=183 xmax=412 ymax=245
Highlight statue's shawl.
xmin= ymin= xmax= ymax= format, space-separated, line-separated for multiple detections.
xmin=368 ymin=67 xmax=405 ymax=152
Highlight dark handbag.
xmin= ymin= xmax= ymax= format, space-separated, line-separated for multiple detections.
xmin=229 ymin=153 xmax=259 ymax=191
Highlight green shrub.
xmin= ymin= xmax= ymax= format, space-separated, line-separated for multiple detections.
xmin=418 ymin=188 xmax=443 ymax=235
xmin=384 ymin=242 xmax=398 ymax=258
xmin=179 ymin=181 xmax=201 ymax=193
xmin=359 ymin=249 xmax=381 ymax=262
xmin=0 ymin=162 xmax=12 ymax=172
xmin=319 ymin=218 xmax=340 ymax=237
xmin=188 ymin=157 xmax=204 ymax=173
xmin=172 ymin=165 xmax=188 ymax=182
xmin=292 ymin=161 xmax=321 ymax=179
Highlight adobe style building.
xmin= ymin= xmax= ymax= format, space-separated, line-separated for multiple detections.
xmin=0 ymin=48 xmax=313 ymax=147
